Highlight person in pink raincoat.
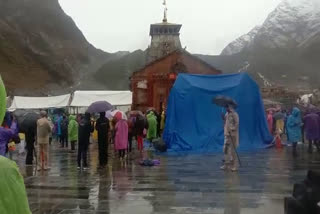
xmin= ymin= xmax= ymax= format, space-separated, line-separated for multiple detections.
xmin=114 ymin=112 xmax=128 ymax=160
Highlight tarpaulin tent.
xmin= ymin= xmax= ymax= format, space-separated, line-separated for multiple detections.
xmin=8 ymin=94 xmax=71 ymax=111
xmin=163 ymin=73 xmax=273 ymax=153
xmin=69 ymin=91 xmax=132 ymax=113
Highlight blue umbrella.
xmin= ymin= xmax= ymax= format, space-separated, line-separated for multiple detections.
xmin=87 ymin=101 xmax=113 ymax=113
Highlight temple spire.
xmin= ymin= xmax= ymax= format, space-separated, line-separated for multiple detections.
xmin=163 ymin=0 xmax=168 ymax=22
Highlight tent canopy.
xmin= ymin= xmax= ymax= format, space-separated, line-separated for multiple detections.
xmin=163 ymin=73 xmax=273 ymax=153
xmin=9 ymin=94 xmax=71 ymax=110
xmin=70 ymin=91 xmax=132 ymax=107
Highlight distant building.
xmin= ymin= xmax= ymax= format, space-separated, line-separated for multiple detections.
xmin=131 ymin=50 xmax=221 ymax=112
xmin=130 ymin=2 xmax=221 ymax=112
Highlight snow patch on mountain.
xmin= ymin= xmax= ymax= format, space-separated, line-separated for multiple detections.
xmin=221 ymin=26 xmax=261 ymax=55
xmin=221 ymin=0 xmax=320 ymax=55
xmin=255 ymin=0 xmax=320 ymax=48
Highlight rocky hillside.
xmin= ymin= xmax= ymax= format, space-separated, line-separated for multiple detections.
xmin=93 ymin=50 xmax=147 ymax=90
xmin=0 ymin=0 xmax=110 ymax=95
xmin=213 ymin=0 xmax=320 ymax=90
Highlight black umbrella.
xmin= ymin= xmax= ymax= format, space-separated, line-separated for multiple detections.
xmin=273 ymin=111 xmax=285 ymax=120
xmin=213 ymin=95 xmax=238 ymax=108
xmin=15 ymin=111 xmax=40 ymax=133
xmin=87 ymin=101 xmax=113 ymax=113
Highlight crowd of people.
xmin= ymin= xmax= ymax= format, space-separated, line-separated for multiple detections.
xmin=266 ymin=106 xmax=320 ymax=156
xmin=0 ymin=108 xmax=166 ymax=170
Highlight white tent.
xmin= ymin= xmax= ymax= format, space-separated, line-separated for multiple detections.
xmin=8 ymin=94 xmax=71 ymax=110
xmin=69 ymin=91 xmax=132 ymax=113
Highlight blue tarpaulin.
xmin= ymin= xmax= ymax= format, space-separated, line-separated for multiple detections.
xmin=163 ymin=72 xmax=273 ymax=153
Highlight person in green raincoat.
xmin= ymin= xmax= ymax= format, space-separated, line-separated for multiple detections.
xmin=68 ymin=115 xmax=78 ymax=151
xmin=0 ymin=156 xmax=31 ymax=214
xmin=147 ymin=111 xmax=157 ymax=142
xmin=0 ymin=75 xmax=6 ymax=125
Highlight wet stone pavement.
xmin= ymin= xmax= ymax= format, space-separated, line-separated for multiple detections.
xmin=13 ymin=142 xmax=320 ymax=214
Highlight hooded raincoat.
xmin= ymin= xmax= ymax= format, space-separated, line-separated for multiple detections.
xmin=68 ymin=115 xmax=78 ymax=142
xmin=303 ymin=112 xmax=320 ymax=141
xmin=115 ymin=119 xmax=128 ymax=150
xmin=147 ymin=112 xmax=157 ymax=140
xmin=0 ymin=122 xmax=18 ymax=156
xmin=286 ymin=107 xmax=302 ymax=143
xmin=0 ymin=156 xmax=31 ymax=214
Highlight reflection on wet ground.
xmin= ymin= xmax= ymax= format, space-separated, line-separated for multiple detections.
xmin=14 ymin=142 xmax=320 ymax=214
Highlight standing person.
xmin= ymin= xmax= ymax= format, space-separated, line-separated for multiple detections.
xmin=274 ymin=110 xmax=285 ymax=134
xmin=267 ymin=110 xmax=274 ymax=135
xmin=25 ymin=126 xmax=36 ymax=165
xmin=37 ymin=111 xmax=52 ymax=171
xmin=160 ymin=110 xmax=166 ymax=135
xmin=60 ymin=115 xmax=68 ymax=148
xmin=127 ymin=113 xmax=136 ymax=153
xmin=135 ymin=114 xmax=146 ymax=153
xmin=47 ymin=116 xmax=54 ymax=145
xmin=146 ymin=111 xmax=157 ymax=143
xmin=0 ymin=118 xmax=18 ymax=157
xmin=68 ymin=115 xmax=78 ymax=152
xmin=220 ymin=105 xmax=239 ymax=172
xmin=115 ymin=115 xmax=128 ymax=160
xmin=95 ymin=112 xmax=109 ymax=169
xmin=303 ymin=109 xmax=320 ymax=153
xmin=78 ymin=113 xmax=92 ymax=170
xmin=286 ymin=107 xmax=302 ymax=156
xmin=56 ymin=114 xmax=62 ymax=143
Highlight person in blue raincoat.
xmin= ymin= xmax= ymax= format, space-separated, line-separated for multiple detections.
xmin=286 ymin=107 xmax=302 ymax=156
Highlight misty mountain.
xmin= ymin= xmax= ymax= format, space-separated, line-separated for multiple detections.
xmin=0 ymin=0 xmax=111 ymax=95
xmin=212 ymin=0 xmax=320 ymax=90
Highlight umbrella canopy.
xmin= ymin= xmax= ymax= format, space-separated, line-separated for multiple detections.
xmin=87 ymin=101 xmax=113 ymax=113
xmin=105 ymin=109 xmax=120 ymax=119
xmin=213 ymin=95 xmax=237 ymax=108
xmin=130 ymin=110 xmax=143 ymax=116
xmin=14 ymin=111 xmax=40 ymax=133
xmin=273 ymin=111 xmax=285 ymax=120
xmin=266 ymin=108 xmax=278 ymax=112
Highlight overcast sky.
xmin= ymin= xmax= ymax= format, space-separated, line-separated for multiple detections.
xmin=58 ymin=0 xmax=282 ymax=55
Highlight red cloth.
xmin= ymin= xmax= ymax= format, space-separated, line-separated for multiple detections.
xmin=137 ymin=135 xmax=143 ymax=151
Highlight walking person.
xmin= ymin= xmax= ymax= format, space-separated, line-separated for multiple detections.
xmin=286 ymin=107 xmax=302 ymax=156
xmin=95 ymin=112 xmax=109 ymax=169
xmin=115 ymin=114 xmax=128 ymax=160
xmin=78 ymin=113 xmax=92 ymax=170
xmin=36 ymin=111 xmax=52 ymax=171
xmin=220 ymin=105 xmax=239 ymax=172
xmin=303 ymin=109 xmax=320 ymax=153
xmin=68 ymin=115 xmax=78 ymax=152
